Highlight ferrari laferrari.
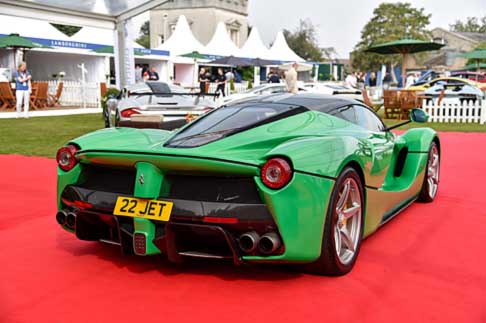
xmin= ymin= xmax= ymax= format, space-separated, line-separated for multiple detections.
xmin=56 ymin=93 xmax=440 ymax=275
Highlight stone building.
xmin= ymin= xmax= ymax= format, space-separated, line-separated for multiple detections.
xmin=425 ymin=27 xmax=486 ymax=69
xmin=150 ymin=0 xmax=249 ymax=49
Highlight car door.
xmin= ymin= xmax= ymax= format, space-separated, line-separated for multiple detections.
xmin=335 ymin=104 xmax=395 ymax=188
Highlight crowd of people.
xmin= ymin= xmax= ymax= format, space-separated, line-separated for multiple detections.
xmin=344 ymin=70 xmax=424 ymax=89
xmin=198 ymin=63 xmax=300 ymax=96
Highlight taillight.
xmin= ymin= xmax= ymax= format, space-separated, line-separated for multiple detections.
xmin=121 ymin=108 xmax=141 ymax=118
xmin=56 ymin=144 xmax=79 ymax=171
xmin=260 ymin=157 xmax=293 ymax=189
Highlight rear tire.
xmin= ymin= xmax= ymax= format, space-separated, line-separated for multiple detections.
xmin=418 ymin=141 xmax=440 ymax=202
xmin=305 ymin=167 xmax=364 ymax=276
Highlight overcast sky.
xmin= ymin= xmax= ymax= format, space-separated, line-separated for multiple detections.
xmin=247 ymin=0 xmax=486 ymax=58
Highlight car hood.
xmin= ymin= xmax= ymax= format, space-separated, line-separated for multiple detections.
xmin=71 ymin=111 xmax=361 ymax=166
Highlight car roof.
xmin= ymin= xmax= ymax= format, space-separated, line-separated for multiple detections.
xmin=230 ymin=93 xmax=362 ymax=113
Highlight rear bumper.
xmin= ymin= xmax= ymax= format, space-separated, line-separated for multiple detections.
xmin=59 ymin=185 xmax=282 ymax=264
xmin=57 ymin=159 xmax=336 ymax=264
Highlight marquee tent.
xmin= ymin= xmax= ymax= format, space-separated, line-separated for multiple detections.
xmin=268 ymin=31 xmax=305 ymax=62
xmin=156 ymin=15 xmax=205 ymax=57
xmin=203 ymin=22 xmax=240 ymax=57
xmin=0 ymin=0 xmax=175 ymax=87
xmin=238 ymin=27 xmax=271 ymax=60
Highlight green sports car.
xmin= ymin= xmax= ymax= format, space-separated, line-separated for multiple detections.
xmin=55 ymin=93 xmax=440 ymax=275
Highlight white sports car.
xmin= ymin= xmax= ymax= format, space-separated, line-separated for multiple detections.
xmin=222 ymin=83 xmax=305 ymax=105
xmin=304 ymin=82 xmax=364 ymax=102
xmin=105 ymin=82 xmax=216 ymax=129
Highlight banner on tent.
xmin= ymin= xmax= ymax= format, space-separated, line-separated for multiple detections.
xmin=0 ymin=34 xmax=170 ymax=56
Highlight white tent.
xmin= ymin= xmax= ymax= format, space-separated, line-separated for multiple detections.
xmin=238 ymin=27 xmax=271 ymax=59
xmin=156 ymin=15 xmax=204 ymax=56
xmin=0 ymin=14 xmax=71 ymax=41
xmin=269 ymin=31 xmax=305 ymax=62
xmin=203 ymin=22 xmax=240 ymax=57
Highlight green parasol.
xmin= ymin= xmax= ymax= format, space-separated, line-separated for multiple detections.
xmin=181 ymin=51 xmax=207 ymax=60
xmin=461 ymin=49 xmax=486 ymax=78
xmin=0 ymin=33 xmax=51 ymax=71
xmin=365 ymin=38 xmax=444 ymax=83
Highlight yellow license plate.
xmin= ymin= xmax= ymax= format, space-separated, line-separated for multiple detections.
xmin=113 ymin=197 xmax=173 ymax=221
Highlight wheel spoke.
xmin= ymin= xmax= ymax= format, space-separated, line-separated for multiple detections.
xmin=336 ymin=180 xmax=350 ymax=212
xmin=340 ymin=228 xmax=355 ymax=252
xmin=342 ymin=203 xmax=360 ymax=219
xmin=334 ymin=225 xmax=341 ymax=255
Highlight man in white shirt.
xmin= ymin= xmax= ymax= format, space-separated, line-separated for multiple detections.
xmin=285 ymin=63 xmax=298 ymax=94
xmin=345 ymin=72 xmax=358 ymax=88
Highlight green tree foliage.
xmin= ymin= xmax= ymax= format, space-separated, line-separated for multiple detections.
xmin=450 ymin=16 xmax=486 ymax=33
xmin=351 ymin=2 xmax=431 ymax=71
xmin=50 ymin=23 xmax=81 ymax=37
xmin=283 ymin=19 xmax=323 ymax=62
xmin=136 ymin=21 xmax=150 ymax=48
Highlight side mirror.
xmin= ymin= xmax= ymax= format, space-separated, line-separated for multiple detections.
xmin=385 ymin=108 xmax=428 ymax=131
xmin=410 ymin=108 xmax=429 ymax=123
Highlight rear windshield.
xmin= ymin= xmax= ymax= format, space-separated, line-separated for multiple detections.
xmin=165 ymin=103 xmax=306 ymax=148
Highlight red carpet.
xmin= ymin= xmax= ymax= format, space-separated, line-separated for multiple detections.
xmin=1 ymin=132 xmax=486 ymax=323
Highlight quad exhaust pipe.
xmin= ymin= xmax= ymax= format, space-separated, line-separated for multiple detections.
xmin=56 ymin=210 xmax=76 ymax=229
xmin=238 ymin=231 xmax=260 ymax=253
xmin=238 ymin=231 xmax=282 ymax=255
xmin=258 ymin=232 xmax=281 ymax=255
xmin=56 ymin=210 xmax=67 ymax=225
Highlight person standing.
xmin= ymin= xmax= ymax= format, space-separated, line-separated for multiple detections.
xmin=215 ymin=68 xmax=226 ymax=97
xmin=268 ymin=69 xmax=281 ymax=83
xmin=368 ymin=72 xmax=377 ymax=87
xmin=285 ymin=63 xmax=298 ymax=94
xmin=345 ymin=72 xmax=358 ymax=88
xmin=15 ymin=62 xmax=31 ymax=118
xmin=225 ymin=69 xmax=234 ymax=83
xmin=199 ymin=68 xmax=209 ymax=94
xmin=149 ymin=67 xmax=159 ymax=81
xmin=135 ymin=64 xmax=143 ymax=83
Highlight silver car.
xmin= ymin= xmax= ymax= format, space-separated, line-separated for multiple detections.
xmin=105 ymin=82 xmax=216 ymax=129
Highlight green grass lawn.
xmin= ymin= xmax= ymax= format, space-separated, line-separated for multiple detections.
xmin=0 ymin=113 xmax=484 ymax=158
xmin=0 ymin=114 xmax=104 ymax=157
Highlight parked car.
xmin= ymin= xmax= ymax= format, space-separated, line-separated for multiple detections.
xmin=55 ymin=93 xmax=439 ymax=276
xmin=409 ymin=77 xmax=486 ymax=92
xmin=105 ymin=81 xmax=216 ymax=129
xmin=222 ymin=83 xmax=306 ymax=105
xmin=423 ymin=81 xmax=485 ymax=104
xmin=303 ymin=82 xmax=363 ymax=101
xmin=450 ymin=71 xmax=486 ymax=83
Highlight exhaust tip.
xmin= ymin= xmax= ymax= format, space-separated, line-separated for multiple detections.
xmin=56 ymin=211 xmax=67 ymax=225
xmin=238 ymin=231 xmax=259 ymax=253
xmin=66 ymin=212 xmax=76 ymax=228
xmin=258 ymin=232 xmax=281 ymax=255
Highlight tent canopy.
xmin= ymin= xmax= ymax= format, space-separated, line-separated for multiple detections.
xmin=203 ymin=22 xmax=240 ymax=57
xmin=156 ymin=15 xmax=204 ymax=56
xmin=269 ymin=31 xmax=305 ymax=62
xmin=238 ymin=27 xmax=271 ymax=59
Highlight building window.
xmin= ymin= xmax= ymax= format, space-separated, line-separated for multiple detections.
xmin=229 ymin=28 xmax=240 ymax=46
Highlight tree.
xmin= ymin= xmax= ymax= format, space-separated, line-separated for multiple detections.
xmin=450 ymin=16 xmax=486 ymax=33
xmin=50 ymin=23 xmax=81 ymax=37
xmin=283 ymin=19 xmax=323 ymax=62
xmin=351 ymin=2 xmax=431 ymax=71
xmin=136 ymin=21 xmax=150 ymax=48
